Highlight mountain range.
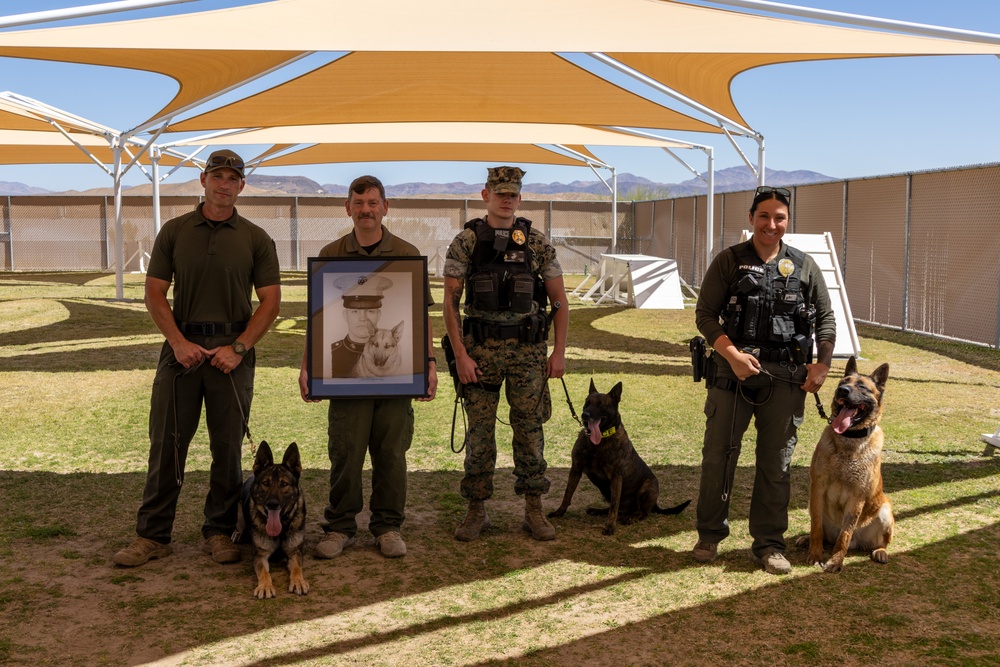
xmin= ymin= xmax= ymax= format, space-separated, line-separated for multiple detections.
xmin=0 ymin=166 xmax=836 ymax=199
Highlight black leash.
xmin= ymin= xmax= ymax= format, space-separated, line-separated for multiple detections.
xmin=170 ymin=358 xmax=255 ymax=487
xmin=559 ymin=376 xmax=582 ymax=426
xmin=718 ymin=365 xmax=828 ymax=502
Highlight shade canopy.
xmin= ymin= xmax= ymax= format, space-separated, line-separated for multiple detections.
xmin=0 ymin=0 xmax=995 ymax=133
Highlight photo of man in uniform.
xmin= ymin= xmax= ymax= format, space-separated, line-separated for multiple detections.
xmin=329 ymin=274 xmax=393 ymax=378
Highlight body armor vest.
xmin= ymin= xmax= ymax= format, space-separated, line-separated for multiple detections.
xmin=723 ymin=241 xmax=814 ymax=347
xmin=465 ymin=217 xmax=538 ymax=314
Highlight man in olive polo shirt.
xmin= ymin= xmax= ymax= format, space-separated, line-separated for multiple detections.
xmin=113 ymin=149 xmax=282 ymax=567
xmin=298 ymin=174 xmax=436 ymax=559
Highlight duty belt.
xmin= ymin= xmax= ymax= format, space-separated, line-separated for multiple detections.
xmin=176 ymin=320 xmax=249 ymax=336
xmin=464 ymin=318 xmax=523 ymax=343
xmin=740 ymin=345 xmax=793 ymax=363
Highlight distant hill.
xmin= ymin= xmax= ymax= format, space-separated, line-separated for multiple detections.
xmin=8 ymin=167 xmax=836 ymax=199
xmin=0 ymin=181 xmax=52 ymax=195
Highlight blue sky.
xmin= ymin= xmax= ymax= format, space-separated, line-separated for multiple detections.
xmin=1 ymin=0 xmax=999 ymax=191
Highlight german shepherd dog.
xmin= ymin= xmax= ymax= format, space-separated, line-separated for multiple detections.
xmin=351 ymin=320 xmax=404 ymax=377
xmin=795 ymin=357 xmax=895 ymax=573
xmin=233 ymin=441 xmax=309 ymax=599
xmin=548 ymin=379 xmax=690 ymax=535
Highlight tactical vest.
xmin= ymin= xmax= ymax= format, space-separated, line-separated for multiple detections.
xmin=722 ymin=241 xmax=814 ymax=347
xmin=464 ymin=217 xmax=543 ymax=314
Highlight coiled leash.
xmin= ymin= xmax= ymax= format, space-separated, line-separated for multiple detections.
xmin=718 ymin=362 xmax=828 ymax=502
xmin=169 ymin=357 xmax=255 ymax=487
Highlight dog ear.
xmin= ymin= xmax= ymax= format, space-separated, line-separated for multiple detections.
xmin=282 ymin=442 xmax=303 ymax=479
xmin=844 ymin=356 xmax=858 ymax=377
xmin=870 ymin=363 xmax=890 ymax=395
xmin=609 ymin=382 xmax=623 ymax=405
xmin=588 ymin=378 xmax=597 ymax=395
xmin=366 ymin=319 xmax=378 ymax=336
xmin=391 ymin=320 xmax=404 ymax=341
xmin=253 ymin=441 xmax=274 ymax=475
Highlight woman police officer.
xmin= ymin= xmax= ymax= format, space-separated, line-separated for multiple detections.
xmin=691 ymin=186 xmax=836 ymax=575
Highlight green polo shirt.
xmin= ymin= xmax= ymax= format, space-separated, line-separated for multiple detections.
xmin=147 ymin=203 xmax=281 ymax=323
xmin=319 ymin=224 xmax=433 ymax=308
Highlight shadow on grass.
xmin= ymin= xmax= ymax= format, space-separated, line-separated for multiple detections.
xmin=1 ymin=455 xmax=998 ymax=665
xmin=857 ymin=322 xmax=1000 ymax=372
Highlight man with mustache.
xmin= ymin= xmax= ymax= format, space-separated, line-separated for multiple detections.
xmin=298 ymin=175 xmax=437 ymax=559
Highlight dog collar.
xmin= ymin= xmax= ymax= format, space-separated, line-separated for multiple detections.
xmin=841 ymin=425 xmax=875 ymax=438
xmin=601 ymin=425 xmax=617 ymax=438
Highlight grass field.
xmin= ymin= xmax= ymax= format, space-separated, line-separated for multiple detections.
xmin=1 ymin=271 xmax=999 ymax=666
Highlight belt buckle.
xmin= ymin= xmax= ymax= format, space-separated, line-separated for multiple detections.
xmin=201 ymin=323 xmax=216 ymax=336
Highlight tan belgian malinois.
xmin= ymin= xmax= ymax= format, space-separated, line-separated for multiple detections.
xmin=796 ymin=357 xmax=895 ymax=573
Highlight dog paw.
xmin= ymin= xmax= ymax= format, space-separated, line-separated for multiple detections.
xmin=794 ymin=534 xmax=810 ymax=549
xmin=805 ymin=551 xmax=824 ymax=566
xmin=289 ymin=578 xmax=310 ymax=595
xmin=871 ymin=548 xmax=889 ymax=564
xmin=254 ymin=584 xmax=277 ymax=599
xmin=822 ymin=560 xmax=844 ymax=574
xmin=547 ymin=509 xmax=565 ymax=519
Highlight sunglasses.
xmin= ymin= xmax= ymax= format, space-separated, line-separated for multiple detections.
xmin=755 ymin=185 xmax=791 ymax=198
xmin=206 ymin=154 xmax=244 ymax=172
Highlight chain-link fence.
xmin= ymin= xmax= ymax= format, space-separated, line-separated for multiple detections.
xmin=2 ymin=162 xmax=999 ymax=347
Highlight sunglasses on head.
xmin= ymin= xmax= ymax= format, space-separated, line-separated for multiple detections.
xmin=755 ymin=185 xmax=791 ymax=198
xmin=206 ymin=154 xmax=244 ymax=171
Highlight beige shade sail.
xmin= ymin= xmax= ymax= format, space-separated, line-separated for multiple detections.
xmin=188 ymin=122 xmax=699 ymax=150
xmin=167 ymin=52 xmax=720 ymax=133
xmin=0 ymin=0 xmax=996 ymax=131
xmin=0 ymin=129 xmax=185 ymax=166
xmin=258 ymin=143 xmax=599 ymax=168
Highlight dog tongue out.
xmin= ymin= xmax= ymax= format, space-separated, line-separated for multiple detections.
xmin=266 ymin=509 xmax=283 ymax=537
xmin=831 ymin=407 xmax=857 ymax=434
xmin=588 ymin=420 xmax=603 ymax=445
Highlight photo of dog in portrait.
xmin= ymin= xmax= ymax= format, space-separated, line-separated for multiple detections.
xmin=233 ymin=441 xmax=309 ymax=599
xmin=351 ymin=320 xmax=404 ymax=377
xmin=548 ymin=379 xmax=690 ymax=535
xmin=795 ymin=357 xmax=895 ymax=573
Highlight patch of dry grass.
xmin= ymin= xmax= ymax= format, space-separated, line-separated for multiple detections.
xmin=1 ymin=271 xmax=999 ymax=666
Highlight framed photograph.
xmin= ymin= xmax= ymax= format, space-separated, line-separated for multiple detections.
xmin=306 ymin=256 xmax=429 ymax=399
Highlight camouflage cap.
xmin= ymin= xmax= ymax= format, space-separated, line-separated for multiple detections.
xmin=486 ymin=166 xmax=526 ymax=194
xmin=333 ymin=274 xmax=393 ymax=309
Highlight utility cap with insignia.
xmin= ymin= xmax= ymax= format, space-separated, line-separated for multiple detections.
xmin=204 ymin=149 xmax=245 ymax=178
xmin=333 ymin=274 xmax=393 ymax=309
xmin=486 ymin=166 xmax=525 ymax=194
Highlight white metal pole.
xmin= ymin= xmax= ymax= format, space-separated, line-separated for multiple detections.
xmin=757 ymin=137 xmax=766 ymax=187
xmin=151 ymin=147 xmax=162 ymax=236
xmin=705 ymin=146 xmax=715 ymax=266
xmin=0 ymin=1 xmax=194 ymax=29
xmin=113 ymin=141 xmax=124 ymax=300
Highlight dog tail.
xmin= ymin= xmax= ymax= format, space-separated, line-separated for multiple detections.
xmin=652 ymin=499 xmax=691 ymax=515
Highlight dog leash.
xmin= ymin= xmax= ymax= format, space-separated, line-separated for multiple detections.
xmin=169 ymin=358 xmax=256 ymax=487
xmin=755 ymin=366 xmax=830 ymax=422
xmin=558 ymin=376 xmax=582 ymax=426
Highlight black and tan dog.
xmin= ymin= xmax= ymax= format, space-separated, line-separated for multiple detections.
xmin=796 ymin=357 xmax=895 ymax=573
xmin=233 ymin=441 xmax=309 ymax=599
xmin=548 ymin=379 xmax=690 ymax=535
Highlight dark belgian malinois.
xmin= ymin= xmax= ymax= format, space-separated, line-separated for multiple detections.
xmin=548 ymin=379 xmax=690 ymax=535
xmin=796 ymin=357 xmax=895 ymax=573
xmin=233 ymin=441 xmax=309 ymax=599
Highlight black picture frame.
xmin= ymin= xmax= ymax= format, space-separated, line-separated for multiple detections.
xmin=306 ymin=256 xmax=429 ymax=399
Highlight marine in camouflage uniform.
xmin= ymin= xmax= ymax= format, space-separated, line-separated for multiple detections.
xmin=443 ymin=166 xmax=569 ymax=542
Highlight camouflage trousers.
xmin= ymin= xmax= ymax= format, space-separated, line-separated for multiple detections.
xmin=460 ymin=335 xmax=552 ymax=501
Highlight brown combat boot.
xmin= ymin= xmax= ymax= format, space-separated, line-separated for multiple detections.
xmin=522 ymin=494 xmax=556 ymax=541
xmin=454 ymin=500 xmax=491 ymax=542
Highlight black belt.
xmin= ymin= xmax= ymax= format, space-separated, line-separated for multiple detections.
xmin=176 ymin=320 xmax=248 ymax=336
xmin=739 ymin=345 xmax=792 ymax=362
xmin=464 ymin=318 xmax=524 ymax=343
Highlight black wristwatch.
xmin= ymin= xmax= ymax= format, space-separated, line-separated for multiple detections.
xmin=232 ymin=341 xmax=249 ymax=357
xmin=427 ymin=356 xmax=437 ymax=364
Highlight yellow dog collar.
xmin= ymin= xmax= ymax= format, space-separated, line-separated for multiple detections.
xmin=601 ymin=425 xmax=617 ymax=438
